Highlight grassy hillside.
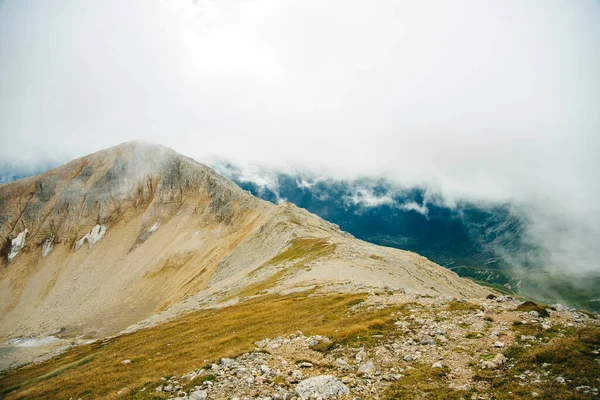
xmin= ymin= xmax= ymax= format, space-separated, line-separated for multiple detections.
xmin=1 ymin=289 xmax=598 ymax=399
xmin=0 ymin=292 xmax=398 ymax=399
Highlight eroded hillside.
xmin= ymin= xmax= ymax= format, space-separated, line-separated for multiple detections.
xmin=0 ymin=142 xmax=487 ymax=371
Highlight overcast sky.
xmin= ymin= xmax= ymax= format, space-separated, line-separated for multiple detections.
xmin=1 ymin=0 xmax=599 ymax=273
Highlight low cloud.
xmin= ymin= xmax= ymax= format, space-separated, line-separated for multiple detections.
xmin=398 ymin=201 xmax=429 ymax=216
xmin=213 ymin=161 xmax=288 ymax=204
xmin=0 ymin=0 xmax=598 ymax=281
xmin=296 ymin=179 xmax=316 ymax=190
xmin=344 ymin=186 xmax=430 ymax=216
xmin=345 ymin=188 xmax=396 ymax=209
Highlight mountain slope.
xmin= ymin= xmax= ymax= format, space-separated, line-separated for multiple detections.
xmin=214 ymin=166 xmax=600 ymax=312
xmin=0 ymin=143 xmax=270 ymax=339
xmin=0 ymin=142 xmax=488 ymax=370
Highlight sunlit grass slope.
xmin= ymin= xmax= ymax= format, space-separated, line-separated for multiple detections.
xmin=0 ymin=292 xmax=400 ymax=399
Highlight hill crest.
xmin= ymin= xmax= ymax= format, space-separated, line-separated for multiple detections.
xmin=0 ymin=142 xmax=488 ymax=371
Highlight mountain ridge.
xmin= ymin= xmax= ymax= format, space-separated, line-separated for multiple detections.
xmin=1 ymin=143 xmax=598 ymax=400
xmin=0 ymin=142 xmax=488 ymax=371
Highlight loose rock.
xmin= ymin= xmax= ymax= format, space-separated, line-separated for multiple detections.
xmin=295 ymin=375 xmax=350 ymax=399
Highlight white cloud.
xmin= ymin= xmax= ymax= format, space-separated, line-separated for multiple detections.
xmin=0 ymin=0 xmax=599 ymax=276
xmin=398 ymin=201 xmax=429 ymax=216
xmin=219 ymin=162 xmax=288 ymax=204
xmin=345 ymin=188 xmax=395 ymax=209
xmin=344 ymin=186 xmax=430 ymax=216
xmin=296 ymin=179 xmax=315 ymax=189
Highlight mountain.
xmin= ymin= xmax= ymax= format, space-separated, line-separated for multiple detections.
xmin=1 ymin=143 xmax=597 ymax=400
xmin=215 ymin=169 xmax=527 ymax=269
xmin=214 ymin=166 xmax=600 ymax=311
xmin=0 ymin=142 xmax=487 ymax=371
xmin=5 ymin=156 xmax=598 ymax=312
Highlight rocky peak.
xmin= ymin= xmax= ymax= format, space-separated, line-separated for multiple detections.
xmin=0 ymin=141 xmax=265 ymax=264
xmin=0 ymin=143 xmax=490 ymax=374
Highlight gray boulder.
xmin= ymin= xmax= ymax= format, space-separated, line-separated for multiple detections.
xmin=189 ymin=390 xmax=208 ymax=400
xmin=295 ymin=375 xmax=350 ymax=399
xmin=418 ymin=334 xmax=436 ymax=345
xmin=357 ymin=361 xmax=376 ymax=376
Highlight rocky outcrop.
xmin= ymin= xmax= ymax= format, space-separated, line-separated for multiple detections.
xmin=0 ymin=142 xmax=274 ymax=348
xmin=130 ymin=295 xmax=599 ymax=400
xmin=0 ymin=142 xmax=260 ymax=258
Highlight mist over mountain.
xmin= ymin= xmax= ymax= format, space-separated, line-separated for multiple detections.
xmin=212 ymin=162 xmax=600 ymax=311
xmin=2 ymin=156 xmax=599 ymax=311
xmin=1 ymin=0 xmax=598 ymax=315
xmin=0 ymin=142 xmax=491 ymax=373
xmin=1 ymin=1 xmax=599 ymax=397
xmin=0 ymin=159 xmax=66 ymax=185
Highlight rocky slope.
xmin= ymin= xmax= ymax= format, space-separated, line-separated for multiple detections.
xmin=1 ymin=287 xmax=597 ymax=399
xmin=0 ymin=142 xmax=487 ymax=370
xmin=156 ymin=296 xmax=600 ymax=400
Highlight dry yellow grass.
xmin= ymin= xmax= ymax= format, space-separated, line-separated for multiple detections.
xmin=248 ymin=237 xmax=337 ymax=278
xmin=0 ymin=291 xmax=401 ymax=399
xmin=225 ymin=237 xmax=337 ymax=300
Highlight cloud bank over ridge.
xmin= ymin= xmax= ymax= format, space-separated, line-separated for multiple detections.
xmin=0 ymin=0 xmax=599 ymax=277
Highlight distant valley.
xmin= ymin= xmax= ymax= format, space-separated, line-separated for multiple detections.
xmin=215 ymin=164 xmax=600 ymax=312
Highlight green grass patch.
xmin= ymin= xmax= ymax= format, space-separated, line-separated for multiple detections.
xmin=186 ymin=374 xmax=216 ymax=388
xmin=383 ymin=363 xmax=466 ymax=400
xmin=515 ymin=301 xmax=550 ymax=318
xmin=227 ymin=237 xmax=338 ymax=299
xmin=249 ymin=237 xmax=337 ymax=277
xmin=445 ymin=301 xmax=481 ymax=312
xmin=477 ymin=327 xmax=600 ymax=399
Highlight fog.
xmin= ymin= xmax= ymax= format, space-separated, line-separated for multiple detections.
xmin=1 ymin=0 xmax=599 ymax=277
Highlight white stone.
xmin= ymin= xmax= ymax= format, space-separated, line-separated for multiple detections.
xmin=87 ymin=224 xmax=107 ymax=245
xmin=42 ymin=236 xmax=54 ymax=257
xmin=357 ymin=361 xmax=375 ymax=376
xmin=355 ymin=349 xmax=367 ymax=363
xmin=295 ymin=375 xmax=350 ymax=399
xmin=8 ymin=229 xmax=28 ymax=261
xmin=492 ymin=353 xmax=506 ymax=365
xmin=220 ymin=357 xmax=235 ymax=366
xmin=189 ymin=390 xmax=208 ymax=400
xmin=75 ymin=225 xmax=107 ymax=250
xmin=335 ymin=358 xmax=350 ymax=370
xmin=149 ymin=222 xmax=160 ymax=233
